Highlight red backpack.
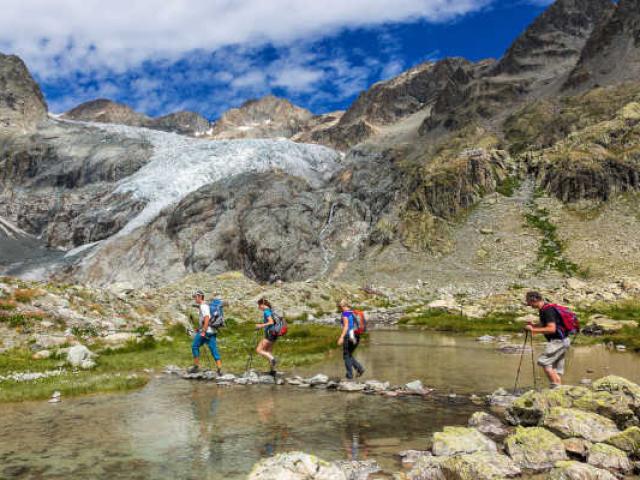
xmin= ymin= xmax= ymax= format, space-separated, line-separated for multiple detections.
xmin=352 ymin=310 xmax=367 ymax=335
xmin=542 ymin=303 xmax=580 ymax=337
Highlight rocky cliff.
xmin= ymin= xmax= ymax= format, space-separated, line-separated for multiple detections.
xmin=0 ymin=53 xmax=47 ymax=133
xmin=565 ymin=0 xmax=640 ymax=89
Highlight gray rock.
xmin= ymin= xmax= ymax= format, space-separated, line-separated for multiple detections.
xmin=543 ymin=407 xmax=620 ymax=442
xmin=0 ymin=53 xmax=47 ymax=132
xmin=549 ymin=461 xmax=617 ymax=480
xmin=334 ymin=459 xmax=380 ymax=480
xmin=248 ymin=451 xmax=346 ymax=480
xmin=364 ymin=380 xmax=389 ymax=392
xmin=468 ymin=411 xmax=510 ymax=440
xmin=398 ymin=450 xmax=432 ymax=466
xmin=505 ymin=426 xmax=568 ymax=471
xmin=405 ymin=380 xmax=426 ymax=394
xmin=406 ymin=452 xmax=520 ymax=480
xmin=67 ymin=344 xmax=96 ymax=369
xmin=308 ymin=374 xmax=329 ymax=386
xmin=337 ymin=382 xmax=366 ymax=392
xmin=587 ymin=443 xmax=632 ymax=474
xmin=431 ymin=427 xmax=497 ymax=456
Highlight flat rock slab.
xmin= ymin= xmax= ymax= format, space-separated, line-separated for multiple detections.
xmin=432 ymin=427 xmax=497 ymax=456
xmin=549 ymin=460 xmax=617 ymax=480
xmin=543 ymin=407 xmax=620 ymax=442
xmin=587 ymin=443 xmax=632 ymax=474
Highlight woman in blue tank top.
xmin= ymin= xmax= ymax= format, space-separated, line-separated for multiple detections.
xmin=255 ymin=298 xmax=278 ymax=372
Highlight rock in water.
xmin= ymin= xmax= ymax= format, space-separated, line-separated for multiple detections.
xmin=248 ymin=452 xmax=346 ymax=480
xmin=505 ymin=426 xmax=568 ymax=471
xmin=549 ymin=460 xmax=617 ymax=480
xmin=468 ymin=411 xmax=510 ymax=440
xmin=543 ymin=407 xmax=620 ymax=442
xmin=431 ymin=427 xmax=497 ymax=456
xmin=334 ymin=459 xmax=380 ymax=480
xmin=407 ymin=452 xmax=520 ymax=480
xmin=308 ymin=374 xmax=329 ymax=386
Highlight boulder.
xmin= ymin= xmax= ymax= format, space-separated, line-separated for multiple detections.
xmin=508 ymin=386 xmax=585 ymax=426
xmin=431 ymin=427 xmax=497 ymax=456
xmin=405 ymin=380 xmax=429 ymax=395
xmin=583 ymin=315 xmax=638 ymax=335
xmin=67 ymin=344 xmax=96 ymax=369
xmin=587 ymin=443 xmax=632 ymax=474
xmin=334 ymin=459 xmax=380 ymax=480
xmin=102 ymin=332 xmax=136 ymax=345
xmin=504 ymin=426 xmax=567 ymax=471
xmin=488 ymin=388 xmax=518 ymax=409
xmin=605 ymin=426 xmax=640 ymax=456
xmin=549 ymin=460 xmax=617 ymax=480
xmin=442 ymin=452 xmax=521 ymax=480
xmin=592 ymin=376 xmax=640 ymax=409
xmin=571 ymin=390 xmax=636 ymax=428
xmin=562 ymin=438 xmax=592 ymax=458
xmin=248 ymin=452 xmax=346 ymax=480
xmin=543 ymin=407 xmax=619 ymax=442
xmin=468 ymin=411 xmax=510 ymax=440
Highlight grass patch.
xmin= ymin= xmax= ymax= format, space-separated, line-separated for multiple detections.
xmin=524 ymin=206 xmax=582 ymax=276
xmin=0 ymin=322 xmax=341 ymax=403
xmin=13 ymin=288 xmax=43 ymax=304
xmin=496 ymin=176 xmax=522 ymax=197
xmin=0 ymin=299 xmax=17 ymax=310
xmin=0 ymin=373 xmax=148 ymax=403
xmin=0 ymin=313 xmax=29 ymax=328
xmin=398 ymin=309 xmax=522 ymax=334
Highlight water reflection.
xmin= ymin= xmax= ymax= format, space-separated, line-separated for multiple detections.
xmin=2 ymin=331 xmax=640 ymax=479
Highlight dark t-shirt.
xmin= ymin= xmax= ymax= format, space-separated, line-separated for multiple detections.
xmin=539 ymin=305 xmax=563 ymax=341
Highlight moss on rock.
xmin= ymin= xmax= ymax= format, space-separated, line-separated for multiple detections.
xmin=504 ymin=426 xmax=567 ymax=471
xmin=543 ymin=407 xmax=619 ymax=442
xmin=431 ymin=427 xmax=497 ymax=456
xmin=549 ymin=460 xmax=617 ymax=480
xmin=605 ymin=426 xmax=640 ymax=456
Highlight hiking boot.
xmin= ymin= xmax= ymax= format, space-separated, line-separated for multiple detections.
xmin=356 ymin=367 xmax=365 ymax=378
xmin=270 ymin=357 xmax=278 ymax=371
xmin=187 ymin=365 xmax=199 ymax=374
xmin=216 ymin=368 xmax=223 ymax=376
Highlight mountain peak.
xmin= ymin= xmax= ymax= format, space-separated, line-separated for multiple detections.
xmin=209 ymin=94 xmax=312 ymax=140
xmin=62 ymin=98 xmax=150 ymax=126
xmin=0 ymin=53 xmax=48 ymax=132
xmin=493 ymin=0 xmax=615 ymax=77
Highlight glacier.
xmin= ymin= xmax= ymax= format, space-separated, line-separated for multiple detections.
xmin=65 ymin=121 xmax=343 ymax=235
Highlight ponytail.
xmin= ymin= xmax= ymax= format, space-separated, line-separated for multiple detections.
xmin=257 ymin=298 xmax=272 ymax=309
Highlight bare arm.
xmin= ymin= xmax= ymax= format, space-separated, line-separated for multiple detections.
xmin=201 ymin=315 xmax=211 ymax=336
xmin=338 ymin=316 xmax=348 ymax=345
xmin=255 ymin=315 xmax=275 ymax=329
xmin=526 ymin=322 xmax=556 ymax=335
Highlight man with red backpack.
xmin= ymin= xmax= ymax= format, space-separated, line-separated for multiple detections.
xmin=525 ymin=291 xmax=579 ymax=388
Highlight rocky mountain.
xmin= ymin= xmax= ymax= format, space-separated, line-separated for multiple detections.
xmin=422 ymin=0 xmax=615 ymax=132
xmin=565 ymin=0 xmax=640 ymax=89
xmin=61 ymin=98 xmax=211 ymax=136
xmin=0 ymin=53 xmax=47 ymax=132
xmin=2 ymin=0 xmax=640 ymax=291
xmin=208 ymin=95 xmax=314 ymax=139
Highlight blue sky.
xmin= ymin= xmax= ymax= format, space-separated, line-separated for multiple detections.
xmin=0 ymin=1 xmax=551 ymax=120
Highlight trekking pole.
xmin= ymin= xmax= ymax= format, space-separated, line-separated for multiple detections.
xmin=530 ymin=331 xmax=538 ymax=390
xmin=245 ymin=329 xmax=260 ymax=373
xmin=513 ymin=330 xmax=529 ymax=393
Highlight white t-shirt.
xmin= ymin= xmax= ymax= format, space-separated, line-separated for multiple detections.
xmin=198 ymin=303 xmax=211 ymax=330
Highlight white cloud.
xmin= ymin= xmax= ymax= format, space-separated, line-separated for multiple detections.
xmin=1 ymin=0 xmax=491 ymax=77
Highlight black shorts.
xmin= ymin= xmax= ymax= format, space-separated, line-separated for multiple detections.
xmin=265 ymin=330 xmax=278 ymax=343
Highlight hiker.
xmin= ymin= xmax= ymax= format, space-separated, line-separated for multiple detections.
xmin=188 ymin=290 xmax=223 ymax=375
xmin=524 ymin=291 xmax=576 ymax=387
xmin=337 ymin=299 xmax=365 ymax=380
xmin=255 ymin=298 xmax=279 ymax=372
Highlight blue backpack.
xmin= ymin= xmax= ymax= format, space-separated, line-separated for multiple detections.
xmin=209 ymin=298 xmax=224 ymax=329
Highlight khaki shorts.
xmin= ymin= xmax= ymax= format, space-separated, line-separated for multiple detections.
xmin=537 ymin=338 xmax=570 ymax=375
